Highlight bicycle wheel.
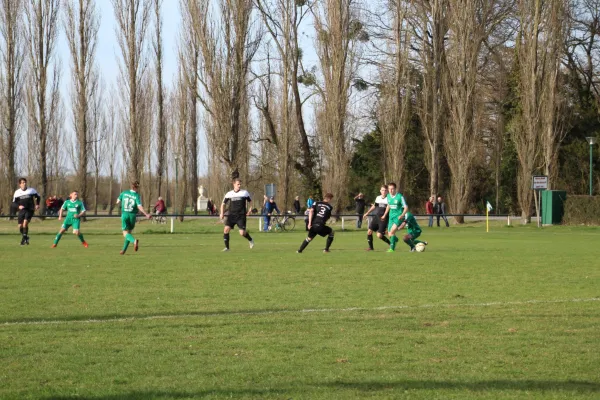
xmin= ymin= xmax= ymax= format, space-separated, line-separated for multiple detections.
xmin=283 ymin=216 xmax=295 ymax=231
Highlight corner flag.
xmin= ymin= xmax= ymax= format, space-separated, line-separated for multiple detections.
xmin=486 ymin=201 xmax=493 ymax=212
xmin=486 ymin=201 xmax=492 ymax=232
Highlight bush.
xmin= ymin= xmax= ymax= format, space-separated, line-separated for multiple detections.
xmin=562 ymin=195 xmax=600 ymax=225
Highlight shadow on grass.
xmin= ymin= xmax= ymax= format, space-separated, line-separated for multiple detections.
xmin=41 ymin=380 xmax=600 ymax=399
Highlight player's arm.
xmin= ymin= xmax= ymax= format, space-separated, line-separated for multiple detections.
xmin=363 ymin=203 xmax=376 ymax=219
xmin=33 ymin=191 xmax=41 ymax=210
xmin=58 ymin=207 xmax=64 ymax=221
xmin=137 ymin=205 xmax=151 ymax=219
xmin=308 ymin=207 xmax=314 ymax=228
xmin=398 ymin=205 xmax=409 ymax=222
xmin=220 ymin=197 xmax=227 ymax=219
xmin=77 ymin=207 xmax=86 ymax=219
xmin=381 ymin=205 xmax=390 ymax=220
xmin=246 ymin=198 xmax=252 ymax=216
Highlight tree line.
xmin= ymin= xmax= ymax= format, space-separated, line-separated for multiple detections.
xmin=1 ymin=0 xmax=599 ymax=221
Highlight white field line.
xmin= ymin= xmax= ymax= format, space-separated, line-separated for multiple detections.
xmin=2 ymin=297 xmax=599 ymax=327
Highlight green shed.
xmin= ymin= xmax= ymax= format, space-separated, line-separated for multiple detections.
xmin=541 ymin=190 xmax=567 ymax=225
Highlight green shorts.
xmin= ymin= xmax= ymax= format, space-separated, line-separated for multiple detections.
xmin=388 ymin=216 xmax=401 ymax=233
xmin=121 ymin=213 xmax=137 ymax=231
xmin=406 ymin=230 xmax=421 ymax=240
xmin=62 ymin=218 xmax=81 ymax=231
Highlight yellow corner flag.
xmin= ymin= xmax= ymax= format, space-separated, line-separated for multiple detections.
xmin=486 ymin=201 xmax=493 ymax=232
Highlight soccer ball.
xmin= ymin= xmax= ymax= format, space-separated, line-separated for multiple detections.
xmin=415 ymin=242 xmax=426 ymax=252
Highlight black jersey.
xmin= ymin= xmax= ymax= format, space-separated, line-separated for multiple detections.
xmin=311 ymin=201 xmax=333 ymax=226
xmin=222 ymin=189 xmax=252 ymax=216
xmin=12 ymin=188 xmax=41 ymax=211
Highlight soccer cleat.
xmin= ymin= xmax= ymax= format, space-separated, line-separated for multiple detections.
xmin=365 ymin=248 xmax=373 ymax=251
xmin=119 ymin=250 xmax=125 ymax=255
xmin=423 ymin=241 xmax=428 ymax=245
xmin=249 ymin=240 xmax=255 ymax=249
xmin=323 ymin=249 xmax=330 ymax=253
xmin=51 ymin=244 xmax=57 ymax=248
xmin=134 ymin=239 xmax=139 ymax=252
xmin=296 ymin=250 xmax=302 ymax=253
xmin=20 ymin=237 xmax=26 ymax=246
xmin=386 ymin=249 xmax=394 ymax=253
xmin=222 ymin=248 xmax=230 ymax=252
xmin=25 ymin=236 xmax=30 ymax=245
xmin=82 ymin=241 xmax=88 ymax=248
xmin=410 ymin=247 xmax=416 ymax=252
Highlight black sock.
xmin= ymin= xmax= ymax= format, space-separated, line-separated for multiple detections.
xmin=381 ymin=236 xmax=390 ymax=244
xmin=367 ymin=234 xmax=373 ymax=249
xmin=224 ymin=233 xmax=230 ymax=249
xmin=244 ymin=232 xmax=253 ymax=241
xmin=23 ymin=227 xmax=28 ymax=236
xmin=298 ymin=239 xmax=310 ymax=252
xmin=325 ymin=235 xmax=334 ymax=250
xmin=19 ymin=226 xmax=23 ymax=234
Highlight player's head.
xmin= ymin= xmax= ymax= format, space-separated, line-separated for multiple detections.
xmin=131 ymin=181 xmax=140 ymax=190
xmin=18 ymin=178 xmax=27 ymax=189
xmin=70 ymin=191 xmax=79 ymax=200
xmin=323 ymin=193 xmax=333 ymax=202
xmin=232 ymin=178 xmax=241 ymax=191
xmin=269 ymin=196 xmax=274 ymax=202
xmin=380 ymin=185 xmax=388 ymax=195
xmin=387 ymin=182 xmax=397 ymax=195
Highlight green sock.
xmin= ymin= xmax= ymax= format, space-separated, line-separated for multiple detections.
xmin=123 ymin=239 xmax=130 ymax=252
xmin=125 ymin=233 xmax=135 ymax=243
xmin=53 ymin=233 xmax=62 ymax=245
xmin=78 ymin=234 xmax=85 ymax=243
xmin=390 ymin=236 xmax=397 ymax=250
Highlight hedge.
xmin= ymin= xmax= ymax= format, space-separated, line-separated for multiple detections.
xmin=562 ymin=195 xmax=600 ymax=225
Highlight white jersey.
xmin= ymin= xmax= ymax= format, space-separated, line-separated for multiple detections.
xmin=373 ymin=195 xmax=388 ymax=217
xmin=222 ymin=190 xmax=252 ymax=216
xmin=13 ymin=188 xmax=40 ymax=211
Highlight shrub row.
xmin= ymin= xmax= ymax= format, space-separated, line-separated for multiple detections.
xmin=562 ymin=195 xmax=600 ymax=225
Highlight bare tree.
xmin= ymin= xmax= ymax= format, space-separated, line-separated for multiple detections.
xmin=172 ymin=64 xmax=189 ymax=220
xmin=112 ymin=0 xmax=151 ymax=182
xmin=152 ymin=0 xmax=167 ymax=197
xmin=0 ymin=0 xmax=25 ymax=209
xmin=24 ymin=0 xmax=62 ymax=211
xmin=64 ymin=0 xmax=99 ymax=202
xmin=311 ymin=0 xmax=364 ymax=212
xmin=413 ymin=0 xmax=449 ymax=197
xmin=186 ymin=0 xmax=260 ymax=178
xmin=88 ymin=75 xmax=104 ymax=214
xmin=105 ymin=84 xmax=120 ymax=215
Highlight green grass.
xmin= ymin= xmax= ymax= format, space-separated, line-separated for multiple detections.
xmin=1 ymin=218 xmax=599 ymax=399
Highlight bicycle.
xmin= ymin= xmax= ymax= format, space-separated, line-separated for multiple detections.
xmin=152 ymin=213 xmax=167 ymax=224
xmin=268 ymin=212 xmax=296 ymax=232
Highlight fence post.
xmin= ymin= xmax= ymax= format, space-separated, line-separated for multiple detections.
xmin=341 ymin=217 xmax=345 ymax=231
xmin=170 ymin=217 xmax=174 ymax=233
xmin=259 ymin=217 xmax=262 ymax=231
xmin=507 ymin=215 xmax=511 ymax=226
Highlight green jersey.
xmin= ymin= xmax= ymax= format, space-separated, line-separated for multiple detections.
xmin=386 ymin=192 xmax=407 ymax=221
xmin=398 ymin=212 xmax=421 ymax=236
xmin=118 ymin=190 xmax=142 ymax=215
xmin=62 ymin=199 xmax=85 ymax=219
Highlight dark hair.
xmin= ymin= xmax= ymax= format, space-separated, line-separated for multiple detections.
xmin=380 ymin=184 xmax=387 ymax=189
xmin=18 ymin=177 xmax=27 ymax=183
xmin=324 ymin=192 xmax=334 ymax=199
xmin=387 ymin=182 xmax=397 ymax=188
xmin=131 ymin=181 xmax=140 ymax=188
xmin=233 ymin=178 xmax=241 ymax=184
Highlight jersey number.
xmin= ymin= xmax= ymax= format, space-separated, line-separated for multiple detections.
xmin=317 ymin=207 xmax=326 ymax=218
xmin=124 ymin=198 xmax=135 ymax=212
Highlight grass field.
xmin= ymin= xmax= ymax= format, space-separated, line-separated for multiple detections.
xmin=1 ymin=217 xmax=599 ymax=399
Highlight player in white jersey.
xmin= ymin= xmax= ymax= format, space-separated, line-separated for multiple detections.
xmin=220 ymin=178 xmax=254 ymax=251
xmin=362 ymin=185 xmax=391 ymax=251
xmin=12 ymin=178 xmax=41 ymax=245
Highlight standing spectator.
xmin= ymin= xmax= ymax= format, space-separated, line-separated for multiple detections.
xmin=154 ymin=197 xmax=167 ymax=215
xmin=293 ymin=196 xmax=301 ymax=214
xmin=306 ymin=195 xmax=314 ymax=209
xmin=262 ymin=195 xmax=280 ymax=231
xmin=426 ymin=196 xmax=434 ymax=227
xmin=206 ymin=199 xmax=213 ymax=215
xmin=434 ymin=195 xmax=450 ymax=227
xmin=354 ymin=192 xmax=366 ymax=228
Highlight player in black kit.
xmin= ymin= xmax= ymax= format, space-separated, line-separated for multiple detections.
xmin=297 ymin=192 xmax=335 ymax=253
xmin=220 ymin=178 xmax=254 ymax=251
xmin=11 ymin=178 xmax=41 ymax=245
xmin=362 ymin=185 xmax=391 ymax=251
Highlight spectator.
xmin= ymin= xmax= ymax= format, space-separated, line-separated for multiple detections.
xmin=154 ymin=197 xmax=167 ymax=215
xmin=293 ymin=196 xmax=301 ymax=214
xmin=206 ymin=199 xmax=213 ymax=215
xmin=306 ymin=195 xmax=314 ymax=209
xmin=426 ymin=196 xmax=434 ymax=227
xmin=262 ymin=195 xmax=280 ymax=231
xmin=434 ymin=195 xmax=450 ymax=227
xmin=354 ymin=192 xmax=366 ymax=228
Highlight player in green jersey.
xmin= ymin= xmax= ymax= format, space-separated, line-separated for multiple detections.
xmin=397 ymin=211 xmax=428 ymax=252
xmin=381 ymin=182 xmax=408 ymax=252
xmin=116 ymin=181 xmax=151 ymax=254
xmin=51 ymin=191 xmax=88 ymax=248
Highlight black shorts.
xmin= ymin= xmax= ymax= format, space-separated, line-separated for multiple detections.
xmin=308 ymin=224 xmax=332 ymax=239
xmin=368 ymin=216 xmax=387 ymax=235
xmin=226 ymin=214 xmax=247 ymax=230
xmin=18 ymin=209 xmax=34 ymax=224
